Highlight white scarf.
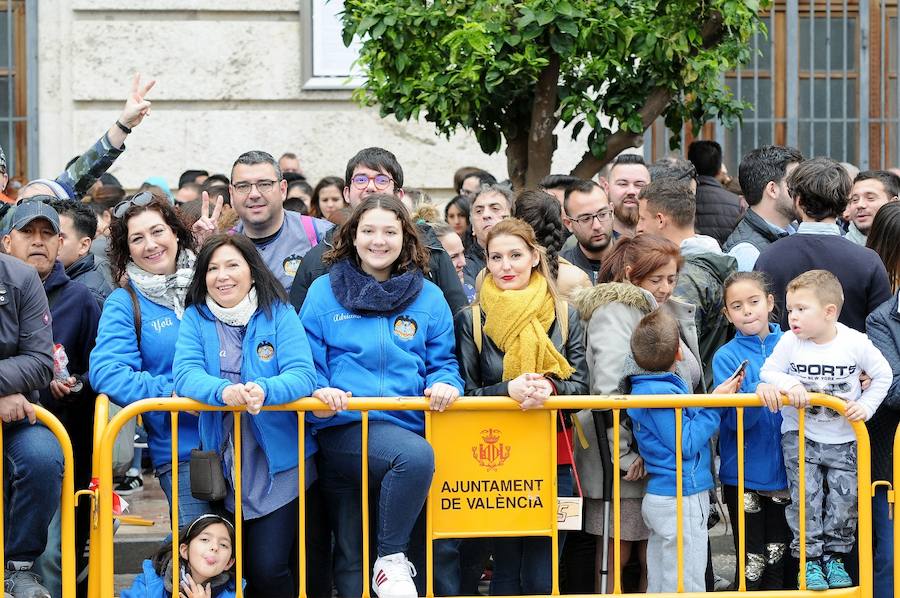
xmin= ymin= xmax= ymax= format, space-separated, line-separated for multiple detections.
xmin=126 ymin=250 xmax=196 ymax=320
xmin=206 ymin=287 xmax=258 ymax=327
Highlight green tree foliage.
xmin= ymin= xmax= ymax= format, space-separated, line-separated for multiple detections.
xmin=341 ymin=0 xmax=768 ymax=188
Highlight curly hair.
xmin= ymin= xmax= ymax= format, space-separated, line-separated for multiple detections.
xmin=108 ymin=194 xmax=195 ymax=282
xmin=323 ymin=193 xmax=430 ymax=275
xmin=512 ymin=189 xmax=565 ymax=281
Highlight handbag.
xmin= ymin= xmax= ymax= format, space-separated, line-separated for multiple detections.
xmin=189 ymin=449 xmax=228 ymax=501
xmin=558 ymin=411 xmax=584 ymax=531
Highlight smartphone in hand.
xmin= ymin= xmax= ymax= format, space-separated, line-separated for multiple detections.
xmin=731 ymin=359 xmax=750 ymax=380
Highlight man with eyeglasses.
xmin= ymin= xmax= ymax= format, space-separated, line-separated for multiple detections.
xmin=561 ymin=180 xmax=616 ymax=284
xmin=205 ymin=150 xmax=334 ymax=293
xmin=290 ymin=147 xmax=466 ymax=315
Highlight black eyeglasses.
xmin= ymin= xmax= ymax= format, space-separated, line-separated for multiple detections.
xmin=113 ymin=191 xmax=155 ymax=219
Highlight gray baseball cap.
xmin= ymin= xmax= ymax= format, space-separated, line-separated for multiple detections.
xmin=6 ymin=198 xmax=60 ymax=234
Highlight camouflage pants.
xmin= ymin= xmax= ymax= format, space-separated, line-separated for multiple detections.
xmin=782 ymin=431 xmax=858 ymax=559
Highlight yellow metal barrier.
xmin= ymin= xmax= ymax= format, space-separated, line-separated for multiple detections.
xmin=95 ymin=393 xmax=873 ymax=598
xmin=0 ymin=406 xmax=76 ymax=598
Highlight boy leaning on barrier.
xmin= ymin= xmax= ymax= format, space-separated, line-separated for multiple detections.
xmin=758 ymin=270 xmax=892 ymax=591
xmin=624 ymin=310 xmax=744 ymax=593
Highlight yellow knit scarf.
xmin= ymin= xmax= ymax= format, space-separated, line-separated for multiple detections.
xmin=479 ymin=273 xmax=576 ymax=381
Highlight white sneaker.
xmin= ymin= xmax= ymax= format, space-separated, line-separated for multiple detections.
xmin=372 ymin=552 xmax=418 ymax=598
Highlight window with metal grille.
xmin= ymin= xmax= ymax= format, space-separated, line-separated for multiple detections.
xmin=1 ymin=1 xmax=28 ymax=186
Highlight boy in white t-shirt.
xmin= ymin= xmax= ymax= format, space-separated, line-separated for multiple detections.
xmin=758 ymin=270 xmax=891 ymax=591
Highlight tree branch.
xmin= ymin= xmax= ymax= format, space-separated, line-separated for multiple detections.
xmin=569 ymin=11 xmax=726 ymax=179
xmin=524 ymin=52 xmax=561 ymax=188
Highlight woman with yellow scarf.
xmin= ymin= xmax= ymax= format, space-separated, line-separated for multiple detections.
xmin=454 ymin=217 xmax=589 ymax=596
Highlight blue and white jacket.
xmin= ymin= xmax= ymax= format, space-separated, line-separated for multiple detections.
xmin=299 ymin=275 xmax=464 ymax=435
xmin=90 ymin=284 xmax=200 ymax=469
xmin=173 ymin=302 xmax=318 ymax=476
xmin=713 ymin=324 xmax=788 ymax=491
xmin=120 ymin=560 xmax=239 ymax=598
xmin=627 ymin=372 xmax=719 ymax=497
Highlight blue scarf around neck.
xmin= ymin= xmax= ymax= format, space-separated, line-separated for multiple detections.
xmin=330 ymin=258 xmax=424 ymax=315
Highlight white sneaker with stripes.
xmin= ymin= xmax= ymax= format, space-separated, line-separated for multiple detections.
xmin=372 ymin=552 xmax=417 ymax=598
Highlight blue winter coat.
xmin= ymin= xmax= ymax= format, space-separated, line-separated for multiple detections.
xmin=627 ymin=372 xmax=719 ymax=496
xmin=299 ymin=275 xmax=464 ymax=434
xmin=712 ymin=324 xmax=788 ymax=491
xmin=120 ymin=560 xmax=239 ymax=598
xmin=173 ymin=302 xmax=318 ymax=475
xmin=89 ymin=284 xmax=200 ymax=469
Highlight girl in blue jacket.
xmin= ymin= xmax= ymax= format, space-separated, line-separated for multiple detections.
xmin=89 ymin=193 xmax=209 ymax=526
xmin=712 ymin=271 xmax=791 ymax=590
xmin=300 ymin=194 xmax=464 ymax=598
xmin=121 ymin=513 xmax=238 ymax=598
xmin=173 ymin=233 xmax=318 ymax=598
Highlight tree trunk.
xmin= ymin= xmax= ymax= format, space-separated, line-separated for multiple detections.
xmin=505 ymin=125 xmax=529 ymax=190
xmin=524 ymin=52 xmax=561 ymax=188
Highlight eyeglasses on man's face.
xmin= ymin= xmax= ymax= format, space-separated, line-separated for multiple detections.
xmin=350 ymin=173 xmax=394 ymax=191
xmin=232 ymin=179 xmax=279 ymax=197
xmin=569 ymin=209 xmax=613 ymax=226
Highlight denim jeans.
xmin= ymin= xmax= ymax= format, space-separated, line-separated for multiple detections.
xmin=242 ymin=497 xmax=299 ymax=598
xmin=3 ymin=421 xmax=64 ymax=563
xmin=873 ymin=486 xmax=894 ymax=598
xmin=316 ymin=421 xmax=434 ymax=598
xmin=156 ymin=460 xmax=212 ymax=528
xmin=489 ymin=465 xmax=574 ymax=595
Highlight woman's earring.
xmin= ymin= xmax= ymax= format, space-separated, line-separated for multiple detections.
xmin=533 ymin=261 xmax=539 ymax=268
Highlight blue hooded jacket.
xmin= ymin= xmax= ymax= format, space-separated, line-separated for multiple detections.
xmin=120 ymin=559 xmax=239 ymax=598
xmin=627 ymin=372 xmax=719 ymax=496
xmin=173 ymin=302 xmax=319 ymax=475
xmin=89 ymin=284 xmax=200 ymax=469
xmin=299 ymin=275 xmax=464 ymax=434
xmin=712 ymin=323 xmax=788 ymax=491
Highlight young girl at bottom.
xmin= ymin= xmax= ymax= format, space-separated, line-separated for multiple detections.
xmin=121 ymin=513 xmax=239 ymax=598
xmin=712 ymin=272 xmax=793 ymax=589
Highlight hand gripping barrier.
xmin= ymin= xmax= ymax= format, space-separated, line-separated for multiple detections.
xmin=0 ymin=406 xmax=76 ymax=598
xmin=93 ymin=393 xmax=872 ymax=598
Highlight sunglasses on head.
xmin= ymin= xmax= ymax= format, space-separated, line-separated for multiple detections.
xmin=113 ymin=191 xmax=155 ymax=219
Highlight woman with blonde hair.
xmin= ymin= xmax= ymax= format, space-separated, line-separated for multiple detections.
xmin=455 ymin=217 xmax=588 ymax=595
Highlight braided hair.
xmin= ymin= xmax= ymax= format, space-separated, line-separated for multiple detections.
xmin=512 ymin=189 xmax=566 ymax=281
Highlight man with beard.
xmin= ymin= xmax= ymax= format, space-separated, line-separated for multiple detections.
xmin=601 ymin=154 xmax=650 ymax=238
xmin=845 ymin=170 xmax=900 ymax=245
xmin=561 ymin=179 xmax=615 ymax=283
xmin=724 ymin=145 xmax=804 ymax=271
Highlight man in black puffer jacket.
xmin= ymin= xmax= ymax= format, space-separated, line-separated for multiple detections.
xmin=289 ymin=147 xmax=466 ymax=315
xmin=688 ymin=140 xmax=743 ymax=246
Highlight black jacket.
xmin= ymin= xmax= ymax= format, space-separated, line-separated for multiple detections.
xmin=462 ymin=242 xmax=486 ymax=288
xmin=722 ymin=208 xmax=790 ymax=255
xmin=65 ymin=253 xmax=114 ymax=307
xmin=454 ymin=304 xmax=589 ymax=399
xmin=694 ymin=175 xmax=743 ymax=246
xmin=289 ymin=223 xmax=467 ymax=315
xmin=866 ymin=293 xmax=900 ymax=483
xmin=0 ymin=254 xmax=54 ymax=402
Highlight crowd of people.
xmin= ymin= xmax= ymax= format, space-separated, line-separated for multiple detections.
xmin=1 ymin=80 xmax=899 ymax=598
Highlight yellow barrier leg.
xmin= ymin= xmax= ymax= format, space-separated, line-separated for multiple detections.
xmin=171 ymin=412 xmax=181 ymax=596
xmin=551 ymin=409 xmax=559 ymax=596
xmin=675 ymin=407 xmax=684 ymax=593
xmin=736 ymin=407 xmax=746 ymax=591
xmin=298 ymin=412 xmax=307 ymax=598
xmin=612 ymin=409 xmax=621 ymax=595
xmin=798 ymin=408 xmax=806 ymax=590
xmin=855 ymin=419 xmax=874 ymax=598
xmin=425 ymin=411 xmax=434 ymax=598
xmin=234 ymin=412 xmax=244 ymax=598
xmin=362 ymin=412 xmax=371 ymax=598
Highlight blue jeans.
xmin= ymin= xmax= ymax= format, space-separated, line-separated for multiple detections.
xmin=317 ymin=421 xmax=434 ymax=598
xmin=3 ymin=421 xmax=64 ymax=563
xmin=490 ymin=465 xmax=573 ymax=595
xmin=156 ymin=460 xmax=212 ymax=528
xmin=873 ymin=486 xmax=894 ymax=598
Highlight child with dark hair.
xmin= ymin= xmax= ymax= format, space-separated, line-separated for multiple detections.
xmin=626 ymin=310 xmax=744 ymax=592
xmin=121 ymin=513 xmax=240 ymax=598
